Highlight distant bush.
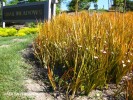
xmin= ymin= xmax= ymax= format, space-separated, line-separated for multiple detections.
xmin=25 ymin=22 xmax=36 ymax=28
xmin=15 ymin=27 xmax=38 ymax=36
xmin=0 ymin=27 xmax=38 ymax=37
xmin=34 ymin=12 xmax=133 ymax=99
xmin=0 ymin=28 xmax=17 ymax=36
xmin=6 ymin=28 xmax=17 ymax=36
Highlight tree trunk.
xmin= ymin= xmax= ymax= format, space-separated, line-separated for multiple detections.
xmin=124 ymin=0 xmax=126 ymax=12
xmin=113 ymin=0 xmax=116 ymax=11
xmin=75 ymin=0 xmax=79 ymax=14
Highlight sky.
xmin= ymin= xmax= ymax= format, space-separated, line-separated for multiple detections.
xmin=61 ymin=0 xmax=113 ymax=11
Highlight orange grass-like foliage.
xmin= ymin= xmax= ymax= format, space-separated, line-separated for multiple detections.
xmin=126 ymin=77 xmax=133 ymax=100
xmin=34 ymin=11 xmax=133 ymax=98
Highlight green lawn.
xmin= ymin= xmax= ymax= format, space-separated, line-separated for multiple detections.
xmin=0 ymin=35 xmax=35 ymax=99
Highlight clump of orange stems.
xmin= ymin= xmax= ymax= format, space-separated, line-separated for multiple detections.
xmin=34 ymin=11 xmax=133 ymax=99
xmin=126 ymin=76 xmax=133 ymax=100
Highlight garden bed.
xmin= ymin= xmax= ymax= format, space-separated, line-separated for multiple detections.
xmin=33 ymin=12 xmax=133 ymax=99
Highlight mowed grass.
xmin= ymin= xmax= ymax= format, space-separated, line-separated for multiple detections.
xmin=0 ymin=35 xmax=35 ymax=99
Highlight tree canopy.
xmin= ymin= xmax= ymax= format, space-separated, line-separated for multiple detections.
xmin=126 ymin=0 xmax=133 ymax=10
xmin=113 ymin=0 xmax=124 ymax=6
xmin=112 ymin=0 xmax=133 ymax=11
xmin=68 ymin=0 xmax=98 ymax=11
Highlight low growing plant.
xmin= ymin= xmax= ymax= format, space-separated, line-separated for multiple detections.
xmin=0 ymin=28 xmax=17 ymax=36
xmin=34 ymin=11 xmax=133 ymax=99
xmin=16 ymin=27 xmax=37 ymax=36
xmin=0 ymin=27 xmax=38 ymax=37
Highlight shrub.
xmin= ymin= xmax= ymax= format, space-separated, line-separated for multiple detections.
xmin=0 ymin=28 xmax=17 ymax=36
xmin=15 ymin=32 xmax=26 ymax=36
xmin=5 ymin=28 xmax=17 ymax=36
xmin=16 ymin=27 xmax=38 ymax=36
xmin=0 ymin=27 xmax=38 ymax=37
xmin=26 ymin=22 xmax=36 ymax=28
xmin=0 ymin=28 xmax=8 ymax=36
xmin=34 ymin=12 xmax=133 ymax=99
